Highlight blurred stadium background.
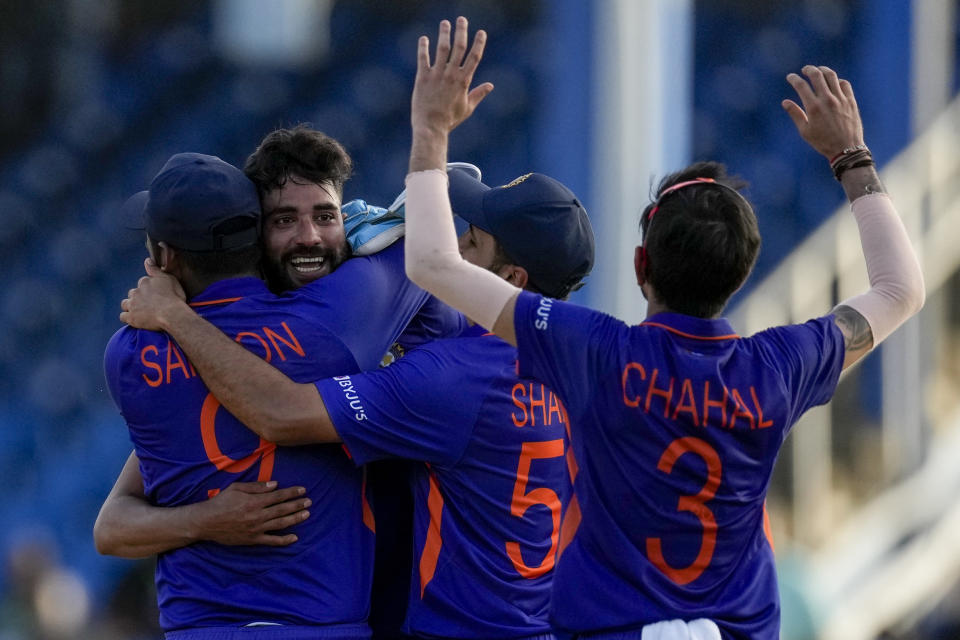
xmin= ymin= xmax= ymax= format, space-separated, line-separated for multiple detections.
xmin=0 ymin=1 xmax=957 ymax=638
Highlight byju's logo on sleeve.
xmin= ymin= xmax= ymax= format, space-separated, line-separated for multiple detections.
xmin=333 ymin=375 xmax=368 ymax=421
xmin=534 ymin=297 xmax=554 ymax=331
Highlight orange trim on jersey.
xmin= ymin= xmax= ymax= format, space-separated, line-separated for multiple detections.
xmin=419 ymin=470 xmax=445 ymax=598
xmin=557 ymin=401 xmax=581 ymax=557
xmin=361 ymin=467 xmax=375 ymax=534
xmin=640 ymin=321 xmax=739 ymax=341
xmin=189 ymin=297 xmax=243 ymax=308
xmin=558 ymin=495 xmax=581 ymax=558
xmin=763 ymin=501 xmax=774 ymax=552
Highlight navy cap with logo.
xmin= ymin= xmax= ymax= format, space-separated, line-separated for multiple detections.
xmin=448 ymin=168 xmax=595 ymax=299
xmin=122 ymin=153 xmax=261 ymax=252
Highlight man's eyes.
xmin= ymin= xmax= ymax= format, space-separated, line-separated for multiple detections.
xmin=269 ymin=212 xmax=336 ymax=225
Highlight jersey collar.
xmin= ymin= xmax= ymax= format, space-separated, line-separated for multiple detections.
xmin=188 ymin=276 xmax=269 ymax=308
xmin=640 ymin=311 xmax=739 ymax=341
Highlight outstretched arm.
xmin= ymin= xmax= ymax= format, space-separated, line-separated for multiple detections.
xmin=120 ymin=266 xmax=338 ymax=445
xmin=403 ymin=17 xmax=521 ymax=344
xmin=783 ymin=65 xmax=924 ymax=370
xmin=94 ymin=451 xmax=311 ymax=557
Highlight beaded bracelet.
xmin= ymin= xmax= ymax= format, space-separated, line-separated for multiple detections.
xmin=829 ymin=144 xmax=869 ymax=165
xmin=831 ymin=146 xmax=874 ymax=181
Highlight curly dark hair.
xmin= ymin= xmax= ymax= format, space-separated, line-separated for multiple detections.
xmin=243 ymin=124 xmax=353 ymax=197
xmin=638 ymin=161 xmax=760 ymax=318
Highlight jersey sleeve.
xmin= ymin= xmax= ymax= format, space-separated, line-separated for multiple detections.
xmin=296 ymin=242 xmax=430 ymax=371
xmin=103 ymin=328 xmax=132 ymax=417
xmin=754 ymin=315 xmax=845 ymax=423
xmin=395 ymin=295 xmax=468 ymax=351
xmin=513 ymin=290 xmax=623 ymax=415
xmin=315 ymin=343 xmax=485 ymax=467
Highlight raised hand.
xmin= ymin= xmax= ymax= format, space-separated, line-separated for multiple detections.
xmin=119 ymin=258 xmax=188 ymax=330
xmin=411 ymin=16 xmax=494 ymax=137
xmin=782 ymin=65 xmax=865 ymax=160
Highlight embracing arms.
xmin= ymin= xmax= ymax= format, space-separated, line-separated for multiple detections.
xmin=119 ymin=269 xmax=339 ymax=446
xmin=94 ymin=451 xmax=311 ymax=557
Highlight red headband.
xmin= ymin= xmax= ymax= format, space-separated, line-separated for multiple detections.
xmin=647 ymin=178 xmax=718 ymax=221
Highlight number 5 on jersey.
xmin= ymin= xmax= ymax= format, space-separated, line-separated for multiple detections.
xmin=506 ymin=439 xmax=565 ymax=578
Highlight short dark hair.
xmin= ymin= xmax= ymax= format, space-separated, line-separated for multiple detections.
xmin=488 ymin=240 xmax=556 ymax=299
xmin=243 ymin=124 xmax=353 ymax=197
xmin=639 ymin=161 xmax=760 ymax=318
xmin=148 ymin=236 xmax=262 ymax=281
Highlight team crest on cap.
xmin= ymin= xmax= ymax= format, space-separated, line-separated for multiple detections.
xmin=501 ymin=173 xmax=533 ymax=189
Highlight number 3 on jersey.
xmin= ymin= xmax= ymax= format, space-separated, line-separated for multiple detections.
xmin=506 ymin=438 xmax=565 ymax=578
xmin=646 ymin=436 xmax=722 ymax=585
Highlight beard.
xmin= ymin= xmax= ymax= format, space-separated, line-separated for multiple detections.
xmin=262 ymin=242 xmax=351 ymax=293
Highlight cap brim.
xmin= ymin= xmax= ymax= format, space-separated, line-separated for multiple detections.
xmin=448 ymin=167 xmax=491 ymax=231
xmin=120 ymin=190 xmax=149 ymax=231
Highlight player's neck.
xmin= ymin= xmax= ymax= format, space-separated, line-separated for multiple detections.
xmin=180 ymin=271 xmax=259 ymax=299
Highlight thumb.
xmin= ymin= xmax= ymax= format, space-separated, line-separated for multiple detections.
xmin=781 ymin=99 xmax=807 ymax=131
xmin=467 ymin=82 xmax=494 ymax=111
xmin=144 ymin=257 xmax=164 ymax=277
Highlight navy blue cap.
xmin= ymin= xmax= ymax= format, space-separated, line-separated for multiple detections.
xmin=122 ymin=153 xmax=261 ymax=252
xmin=448 ymin=169 xmax=595 ymax=299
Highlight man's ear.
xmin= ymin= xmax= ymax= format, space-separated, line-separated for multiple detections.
xmin=157 ymin=242 xmax=176 ymax=272
xmin=498 ymin=264 xmax=529 ymax=290
xmin=634 ymin=245 xmax=647 ymax=286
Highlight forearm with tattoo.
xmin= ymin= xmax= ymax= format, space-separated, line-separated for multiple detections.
xmin=840 ymin=165 xmax=887 ymax=202
xmin=833 ymin=304 xmax=874 ymax=369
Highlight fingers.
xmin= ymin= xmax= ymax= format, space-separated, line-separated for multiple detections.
xmin=781 ymin=98 xmax=808 ymax=130
xmin=261 ymin=500 xmax=312 ymax=526
xmin=227 ymin=480 xmax=281 ymax=494
xmin=839 ymin=78 xmax=856 ymax=104
xmin=253 ymin=533 xmax=299 ymax=547
xmin=818 ymin=65 xmax=843 ymax=98
xmin=261 ymin=486 xmax=309 ymax=506
xmin=435 ymin=19 xmax=451 ymax=66
xmin=417 ymin=35 xmax=430 ymax=70
xmin=450 ymin=16 xmax=469 ymax=66
xmin=463 ymin=28 xmax=487 ymax=74
xmin=467 ymin=83 xmax=495 ymax=111
xmin=144 ymin=257 xmax=163 ymax=277
xmin=802 ymin=64 xmax=831 ymax=98
xmin=786 ymin=72 xmax=815 ymax=108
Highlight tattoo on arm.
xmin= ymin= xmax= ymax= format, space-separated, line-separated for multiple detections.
xmin=834 ymin=304 xmax=874 ymax=355
xmin=840 ymin=165 xmax=887 ymax=201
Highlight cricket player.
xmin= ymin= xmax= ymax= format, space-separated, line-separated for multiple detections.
xmin=101 ymin=151 xmax=448 ymax=638
xmin=117 ymin=165 xmax=595 ymax=640
xmin=398 ymin=18 xmax=925 ymax=640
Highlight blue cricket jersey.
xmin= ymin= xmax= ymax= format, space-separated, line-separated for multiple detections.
xmin=512 ymin=292 xmax=845 ymax=639
xmin=103 ymin=243 xmax=436 ymax=638
xmin=316 ymin=324 xmax=569 ymax=640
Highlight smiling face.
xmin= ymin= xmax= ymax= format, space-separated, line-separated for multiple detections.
xmin=260 ymin=176 xmax=350 ymax=291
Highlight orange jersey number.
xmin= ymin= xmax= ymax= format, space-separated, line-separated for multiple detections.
xmin=200 ymin=392 xmax=276 ymax=497
xmin=646 ymin=436 xmax=722 ymax=585
xmin=505 ymin=438 xmax=565 ymax=578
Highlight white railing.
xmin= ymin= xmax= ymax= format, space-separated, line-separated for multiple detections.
xmin=728 ymin=94 xmax=960 ymax=639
